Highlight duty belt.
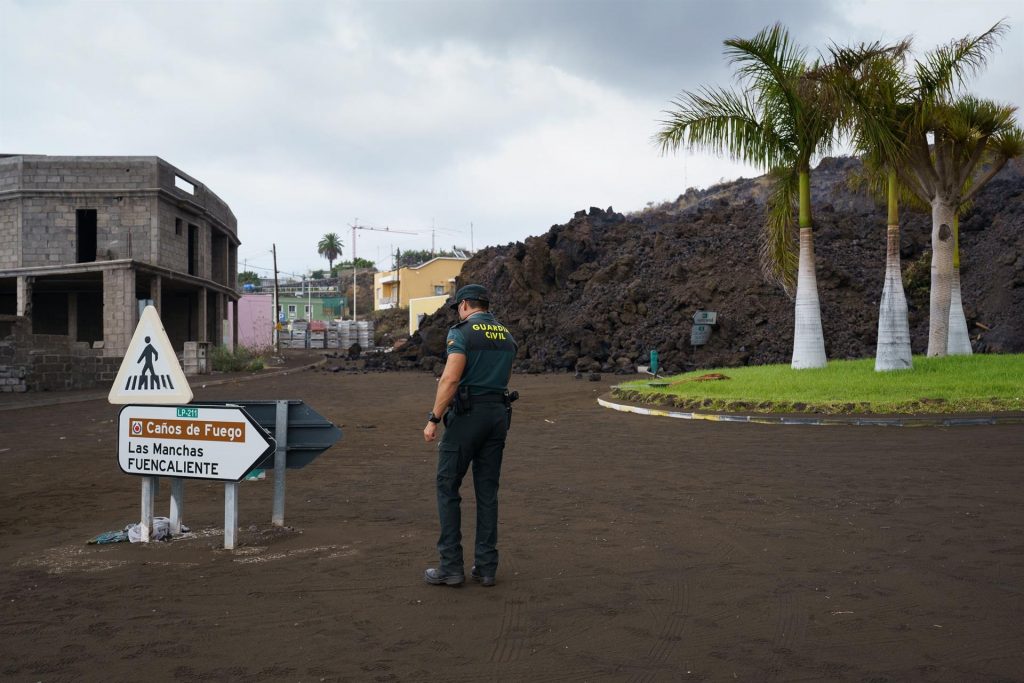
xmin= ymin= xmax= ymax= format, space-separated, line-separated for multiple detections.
xmin=472 ymin=393 xmax=508 ymax=404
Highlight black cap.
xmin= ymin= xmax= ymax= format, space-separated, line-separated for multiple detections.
xmin=450 ymin=284 xmax=490 ymax=310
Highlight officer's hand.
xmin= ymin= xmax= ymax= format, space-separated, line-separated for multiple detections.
xmin=424 ymin=422 xmax=438 ymax=442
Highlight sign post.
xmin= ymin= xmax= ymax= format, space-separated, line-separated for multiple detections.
xmin=169 ymin=478 xmax=184 ymax=535
xmin=225 ymin=482 xmax=239 ymax=550
xmin=273 ymin=400 xmax=288 ymax=526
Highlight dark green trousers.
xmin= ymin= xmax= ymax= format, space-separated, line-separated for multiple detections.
xmin=436 ymin=402 xmax=508 ymax=576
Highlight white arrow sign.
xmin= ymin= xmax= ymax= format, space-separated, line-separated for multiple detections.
xmin=118 ymin=405 xmax=275 ymax=481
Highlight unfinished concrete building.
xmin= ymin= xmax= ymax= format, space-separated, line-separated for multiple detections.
xmin=0 ymin=155 xmax=240 ymax=391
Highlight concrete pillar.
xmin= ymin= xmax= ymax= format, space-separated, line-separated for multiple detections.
xmin=215 ymin=292 xmax=225 ymax=347
xmin=16 ymin=276 xmax=33 ymax=334
xmin=102 ymin=267 xmax=137 ymax=357
xmin=231 ymin=298 xmax=238 ymax=352
xmin=67 ymin=292 xmax=78 ymax=342
xmin=150 ymin=275 xmax=162 ymax=314
xmin=197 ymin=287 xmax=208 ymax=342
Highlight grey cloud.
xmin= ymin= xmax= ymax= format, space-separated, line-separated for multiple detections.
xmin=351 ymin=0 xmax=847 ymax=95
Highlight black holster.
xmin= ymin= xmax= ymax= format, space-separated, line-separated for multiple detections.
xmin=453 ymin=385 xmax=471 ymax=415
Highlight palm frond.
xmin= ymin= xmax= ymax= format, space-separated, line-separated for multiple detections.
xmin=724 ymin=23 xmax=805 ymax=96
xmin=990 ymin=124 xmax=1024 ymax=159
xmin=761 ymin=167 xmax=800 ymax=295
xmin=915 ymin=19 xmax=1008 ymax=100
xmin=655 ymin=86 xmax=791 ymax=168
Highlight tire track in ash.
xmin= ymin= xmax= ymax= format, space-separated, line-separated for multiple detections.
xmin=630 ymin=572 xmax=690 ymax=683
xmin=756 ymin=590 xmax=808 ymax=681
xmin=490 ymin=597 xmax=526 ymax=664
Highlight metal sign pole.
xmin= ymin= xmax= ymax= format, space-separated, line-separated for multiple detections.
xmin=140 ymin=476 xmax=156 ymax=542
xmin=272 ymin=400 xmax=289 ymax=526
xmin=169 ymin=478 xmax=184 ymax=534
xmin=224 ymin=482 xmax=239 ymax=549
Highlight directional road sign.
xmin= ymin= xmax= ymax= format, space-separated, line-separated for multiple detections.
xmin=118 ymin=405 xmax=275 ymax=481
xmin=200 ymin=400 xmax=342 ymax=469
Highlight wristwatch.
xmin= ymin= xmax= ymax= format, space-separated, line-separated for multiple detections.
xmin=427 ymin=412 xmax=441 ymax=424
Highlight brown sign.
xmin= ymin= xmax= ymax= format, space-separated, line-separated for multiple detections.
xmin=128 ymin=418 xmax=246 ymax=442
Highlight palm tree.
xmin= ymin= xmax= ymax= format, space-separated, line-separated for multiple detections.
xmin=823 ymin=40 xmax=916 ymax=370
xmin=829 ymin=23 xmax=1020 ymax=358
xmin=317 ymin=232 xmax=344 ymax=273
xmin=656 ymin=23 xmax=838 ymax=369
xmin=878 ymin=22 xmax=1018 ymax=356
xmin=944 ymin=120 xmax=1024 ymax=354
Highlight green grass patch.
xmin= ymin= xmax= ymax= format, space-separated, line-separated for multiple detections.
xmin=210 ymin=345 xmax=266 ymax=373
xmin=614 ymin=355 xmax=1024 ymax=415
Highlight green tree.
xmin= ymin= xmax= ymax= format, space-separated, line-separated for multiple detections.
xmin=317 ymin=232 xmax=344 ymax=273
xmin=237 ymin=270 xmax=261 ymax=287
xmin=656 ymin=23 xmax=838 ymax=369
xmin=333 ymin=257 xmax=376 ymax=273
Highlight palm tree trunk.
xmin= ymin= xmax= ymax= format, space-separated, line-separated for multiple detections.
xmin=875 ymin=173 xmax=912 ymax=371
xmin=946 ymin=213 xmax=972 ymax=355
xmin=791 ymin=171 xmax=827 ymax=369
xmin=926 ymin=199 xmax=956 ymax=356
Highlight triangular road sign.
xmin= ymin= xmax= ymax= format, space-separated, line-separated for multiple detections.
xmin=108 ymin=306 xmax=193 ymax=404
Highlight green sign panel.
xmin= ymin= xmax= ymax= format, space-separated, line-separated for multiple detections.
xmin=176 ymin=407 xmax=198 ymax=418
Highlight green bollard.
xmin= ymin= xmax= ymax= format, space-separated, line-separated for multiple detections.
xmin=650 ymin=349 xmax=659 ymax=377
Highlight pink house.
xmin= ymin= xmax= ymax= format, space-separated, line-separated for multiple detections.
xmin=228 ymin=294 xmax=273 ymax=350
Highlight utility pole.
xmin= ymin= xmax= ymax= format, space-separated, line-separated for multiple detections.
xmin=272 ymin=244 xmax=280 ymax=354
xmin=395 ymin=247 xmax=401 ymax=308
xmin=469 ymin=222 xmax=474 ymax=252
xmin=348 ymin=221 xmax=417 ymax=322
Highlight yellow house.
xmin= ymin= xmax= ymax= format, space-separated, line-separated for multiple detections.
xmin=408 ymin=295 xmax=450 ymax=334
xmin=373 ymin=256 xmax=468 ymax=312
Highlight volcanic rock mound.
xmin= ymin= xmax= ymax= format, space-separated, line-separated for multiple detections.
xmin=396 ymin=157 xmax=1024 ymax=374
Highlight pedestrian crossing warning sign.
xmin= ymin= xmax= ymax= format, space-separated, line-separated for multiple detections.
xmin=108 ymin=306 xmax=193 ymax=405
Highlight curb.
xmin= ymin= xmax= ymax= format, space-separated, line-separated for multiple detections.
xmin=0 ymin=359 xmax=327 ymax=413
xmin=597 ymin=396 xmax=1024 ymax=427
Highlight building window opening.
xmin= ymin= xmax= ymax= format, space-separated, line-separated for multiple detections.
xmin=287 ymin=304 xmax=297 ymax=318
xmin=175 ymin=176 xmax=195 ymax=194
xmin=434 ymin=285 xmax=444 ymax=296
xmin=188 ymin=224 xmax=198 ymax=275
xmin=76 ymin=209 xmax=97 ymax=263
xmin=175 ymin=218 xmax=182 ymax=236
xmin=304 ymin=304 xmax=311 ymax=316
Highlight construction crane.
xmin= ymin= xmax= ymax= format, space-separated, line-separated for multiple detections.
xmin=348 ymin=221 xmax=417 ymax=323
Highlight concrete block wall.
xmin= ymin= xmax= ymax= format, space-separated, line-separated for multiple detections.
xmin=17 ymin=194 xmax=155 ymax=267
xmin=18 ymin=157 xmax=156 ymax=191
xmin=156 ymin=201 xmax=196 ymax=274
xmin=102 ymin=268 xmax=137 ymax=357
xmin=0 ymin=316 xmax=120 ymax=392
xmin=0 ymin=201 xmax=18 ymax=269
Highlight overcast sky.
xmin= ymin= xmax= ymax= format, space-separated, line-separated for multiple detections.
xmin=2 ymin=0 xmax=1021 ymax=278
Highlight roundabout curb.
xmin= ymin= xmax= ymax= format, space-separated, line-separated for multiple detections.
xmin=597 ymin=395 xmax=1024 ymax=427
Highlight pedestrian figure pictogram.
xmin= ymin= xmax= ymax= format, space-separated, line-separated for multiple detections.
xmin=125 ymin=335 xmax=175 ymax=391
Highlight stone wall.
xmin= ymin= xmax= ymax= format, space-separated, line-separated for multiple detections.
xmin=0 ymin=315 xmax=120 ymax=392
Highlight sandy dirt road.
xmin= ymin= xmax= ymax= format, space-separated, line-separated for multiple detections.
xmin=1 ymin=367 xmax=1023 ymax=682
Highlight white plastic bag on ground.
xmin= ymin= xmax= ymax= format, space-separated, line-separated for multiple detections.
xmin=127 ymin=516 xmax=172 ymax=542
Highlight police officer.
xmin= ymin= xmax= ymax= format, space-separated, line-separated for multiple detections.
xmin=423 ymin=284 xmax=518 ymax=587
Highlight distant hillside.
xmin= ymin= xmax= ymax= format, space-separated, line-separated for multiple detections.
xmin=389 ymin=156 xmax=1024 ymax=374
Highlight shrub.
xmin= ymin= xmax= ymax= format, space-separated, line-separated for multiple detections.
xmin=210 ymin=345 xmax=265 ymax=372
